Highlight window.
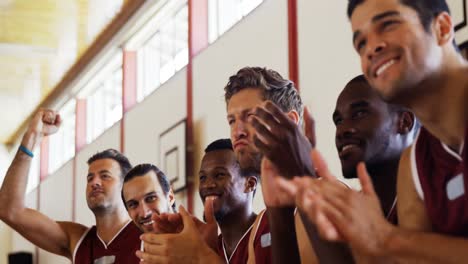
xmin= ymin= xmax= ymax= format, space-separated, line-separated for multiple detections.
xmin=80 ymin=53 xmax=123 ymax=143
xmin=48 ymin=100 xmax=76 ymax=174
xmin=208 ymin=0 xmax=263 ymax=43
xmin=137 ymin=2 xmax=188 ymax=102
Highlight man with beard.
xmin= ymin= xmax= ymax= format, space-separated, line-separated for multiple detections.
xmin=121 ymin=163 xmax=176 ymax=233
xmin=332 ymin=75 xmax=416 ymax=223
xmin=198 ymin=139 xmax=269 ymax=263
xmin=0 ymin=109 xmax=141 ymax=263
xmin=225 ymin=66 xmax=315 ymax=264
xmin=250 ymin=75 xmax=416 ymax=263
xmin=278 ymin=0 xmax=468 ymax=263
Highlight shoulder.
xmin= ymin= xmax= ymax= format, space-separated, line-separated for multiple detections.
xmin=57 ymin=221 xmax=91 ymax=258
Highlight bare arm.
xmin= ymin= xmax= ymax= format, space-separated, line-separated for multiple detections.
xmin=0 ymin=110 xmax=86 ymax=259
xmin=377 ymin=148 xmax=468 ymax=264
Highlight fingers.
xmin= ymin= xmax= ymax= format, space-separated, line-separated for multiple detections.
xmin=275 ymin=177 xmax=300 ymax=197
xmin=179 ymin=205 xmax=196 ymax=231
xmin=357 ymin=162 xmax=377 ymax=197
xmin=152 ymin=213 xmax=182 ymax=234
xmin=310 ymin=149 xmax=337 ymax=181
xmin=298 ymin=191 xmax=343 ymax=241
xmin=262 ymin=101 xmax=295 ymax=126
xmin=140 ymin=233 xmax=167 ymax=245
xmin=136 ymin=249 xmax=166 ymax=264
xmin=250 ymin=115 xmax=276 ymax=145
xmin=303 ymin=106 xmax=316 ymax=147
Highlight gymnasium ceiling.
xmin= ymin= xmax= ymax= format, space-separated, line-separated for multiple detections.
xmin=0 ymin=0 xmax=128 ymax=145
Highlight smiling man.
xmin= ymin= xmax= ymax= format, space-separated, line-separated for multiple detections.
xmin=333 ymin=75 xmax=416 ymax=223
xmin=122 ymin=163 xmax=176 ymax=233
xmin=0 ymin=109 xmax=141 ymax=264
xmin=280 ymin=0 xmax=468 ymax=263
xmin=198 ymin=139 xmax=266 ymax=263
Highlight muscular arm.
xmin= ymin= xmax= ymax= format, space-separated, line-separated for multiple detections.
xmin=377 ymin=148 xmax=468 ymax=263
xmin=0 ymin=111 xmax=86 ymax=259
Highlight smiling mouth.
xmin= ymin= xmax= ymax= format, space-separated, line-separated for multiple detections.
xmin=339 ymin=144 xmax=362 ymax=158
xmin=375 ymin=58 xmax=398 ymax=78
xmin=140 ymin=220 xmax=154 ymax=227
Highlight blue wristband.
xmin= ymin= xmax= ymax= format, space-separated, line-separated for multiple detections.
xmin=19 ymin=145 xmax=34 ymax=158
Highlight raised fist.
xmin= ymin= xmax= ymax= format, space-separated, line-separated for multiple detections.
xmin=27 ymin=109 xmax=62 ymax=138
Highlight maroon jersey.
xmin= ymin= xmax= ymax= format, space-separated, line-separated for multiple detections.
xmin=217 ymin=211 xmax=272 ymax=263
xmin=411 ymin=126 xmax=468 ymax=237
xmin=73 ymin=221 xmax=142 ymax=264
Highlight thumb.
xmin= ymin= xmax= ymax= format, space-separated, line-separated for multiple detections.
xmin=310 ymin=149 xmax=336 ymax=181
xmin=204 ymin=196 xmax=216 ymax=224
xmin=357 ymin=162 xmax=377 ymax=196
xmin=179 ymin=205 xmax=196 ymax=231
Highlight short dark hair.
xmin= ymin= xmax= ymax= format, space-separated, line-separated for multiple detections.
xmin=347 ymin=0 xmax=451 ymax=32
xmin=122 ymin=163 xmax=176 ymax=211
xmin=204 ymin=138 xmax=233 ymax=153
xmin=204 ymin=138 xmax=258 ymax=195
xmin=87 ymin=149 xmax=132 ymax=181
xmin=224 ymin=67 xmax=303 ymax=120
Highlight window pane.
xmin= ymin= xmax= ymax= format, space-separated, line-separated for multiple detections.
xmin=136 ymin=2 xmax=188 ymax=101
xmin=208 ymin=0 xmax=263 ymax=43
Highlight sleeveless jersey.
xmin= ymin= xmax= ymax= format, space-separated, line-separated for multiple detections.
xmin=217 ymin=211 xmax=271 ymax=263
xmin=410 ymin=126 xmax=468 ymax=236
xmin=73 ymin=221 xmax=142 ymax=264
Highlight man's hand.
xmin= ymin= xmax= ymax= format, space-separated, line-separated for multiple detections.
xmin=260 ymin=158 xmax=296 ymax=207
xmin=250 ymin=101 xmax=315 ymax=178
xmin=22 ymin=109 xmax=61 ymax=150
xmin=137 ymin=204 xmax=222 ymax=264
xmin=277 ymin=149 xmax=395 ymax=257
xmin=150 ymin=197 xmax=218 ymax=250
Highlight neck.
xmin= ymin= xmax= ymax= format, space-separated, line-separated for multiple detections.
xmin=400 ymin=59 xmax=468 ymax=149
xmin=367 ymin=159 xmax=399 ymax=217
xmin=94 ymin=205 xmax=130 ymax=244
xmin=218 ymin=203 xmax=257 ymax=257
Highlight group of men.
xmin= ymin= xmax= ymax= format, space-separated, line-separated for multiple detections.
xmin=0 ymin=0 xmax=467 ymax=263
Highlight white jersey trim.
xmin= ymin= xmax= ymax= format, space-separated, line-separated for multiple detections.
xmin=221 ymin=214 xmax=264 ymax=263
xmin=440 ymin=142 xmax=462 ymax=161
xmin=96 ymin=220 xmax=133 ymax=249
xmin=73 ymin=227 xmax=92 ymax=263
xmin=410 ymin=131 xmax=425 ymax=200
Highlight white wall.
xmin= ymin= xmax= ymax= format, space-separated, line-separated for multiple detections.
xmin=449 ymin=0 xmax=468 ymax=44
xmin=192 ymin=0 xmax=289 ymax=217
xmin=38 ymin=160 xmax=74 ymax=264
xmin=75 ymin=123 xmax=121 ymax=227
xmin=125 ymin=67 xmax=189 ymax=209
xmin=298 ymin=0 xmax=361 ymax=187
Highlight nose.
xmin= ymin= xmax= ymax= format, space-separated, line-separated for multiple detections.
xmin=89 ymin=177 xmax=102 ymax=188
xmin=232 ymin=119 xmax=248 ymax=141
xmin=138 ymin=203 xmax=151 ymax=219
xmin=336 ymin=120 xmax=357 ymax=142
xmin=201 ymin=176 xmax=217 ymax=189
xmin=366 ymin=35 xmax=387 ymax=61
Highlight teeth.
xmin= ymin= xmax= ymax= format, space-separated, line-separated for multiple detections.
xmin=376 ymin=59 xmax=395 ymax=77
xmin=142 ymin=220 xmax=154 ymax=226
xmin=342 ymin=144 xmax=359 ymax=152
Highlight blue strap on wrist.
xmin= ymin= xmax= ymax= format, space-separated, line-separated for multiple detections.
xmin=19 ymin=145 xmax=34 ymax=158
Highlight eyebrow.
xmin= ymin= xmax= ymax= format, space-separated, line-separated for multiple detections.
xmin=125 ymin=191 xmax=158 ymax=204
xmin=352 ymin=11 xmax=400 ymax=44
xmin=350 ymin=101 xmax=370 ymax=109
xmin=227 ymin=108 xmax=253 ymax=119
